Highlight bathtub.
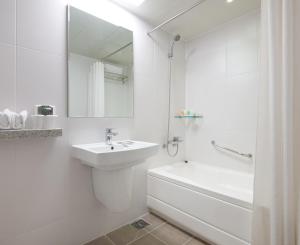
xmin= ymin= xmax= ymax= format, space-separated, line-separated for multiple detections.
xmin=147 ymin=161 xmax=253 ymax=245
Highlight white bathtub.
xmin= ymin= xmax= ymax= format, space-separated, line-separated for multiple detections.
xmin=147 ymin=161 xmax=253 ymax=245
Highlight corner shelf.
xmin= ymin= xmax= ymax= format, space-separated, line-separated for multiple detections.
xmin=174 ymin=115 xmax=203 ymax=119
xmin=0 ymin=128 xmax=63 ymax=139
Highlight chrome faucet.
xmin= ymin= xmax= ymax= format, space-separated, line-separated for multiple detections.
xmin=169 ymin=136 xmax=184 ymax=145
xmin=163 ymin=136 xmax=184 ymax=148
xmin=105 ymin=128 xmax=118 ymax=145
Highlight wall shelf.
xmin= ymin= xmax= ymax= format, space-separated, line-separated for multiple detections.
xmin=0 ymin=128 xmax=63 ymax=139
xmin=174 ymin=115 xmax=203 ymax=119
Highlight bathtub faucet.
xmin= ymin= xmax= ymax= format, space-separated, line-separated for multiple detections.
xmin=167 ymin=136 xmax=184 ymax=146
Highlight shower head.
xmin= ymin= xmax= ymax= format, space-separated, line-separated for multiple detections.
xmin=169 ymin=34 xmax=181 ymax=58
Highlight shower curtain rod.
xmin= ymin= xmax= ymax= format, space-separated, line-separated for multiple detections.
xmin=101 ymin=42 xmax=133 ymax=61
xmin=147 ymin=0 xmax=207 ymax=36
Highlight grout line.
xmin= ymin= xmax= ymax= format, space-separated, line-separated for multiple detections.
xmin=182 ymin=237 xmax=193 ymax=245
xmin=105 ymin=235 xmax=117 ymax=245
xmin=16 ymin=44 xmax=66 ymax=58
xmin=125 ymin=233 xmax=149 ymax=245
xmin=88 ymin=214 xmax=189 ymax=245
xmin=148 ymin=220 xmax=193 ymax=245
xmin=14 ymin=42 xmax=17 ymax=111
xmin=126 ymin=222 xmax=166 ymax=245
xmin=148 ymin=222 xmax=166 ymax=233
xmin=151 ymin=228 xmax=192 ymax=245
xmin=103 ymin=212 xmax=150 ymax=242
xmin=116 ymin=212 xmax=150 ymax=234
xmin=14 ymin=0 xmax=17 ymax=111
xmin=148 ymin=231 xmax=169 ymax=245
xmin=0 ymin=41 xmax=16 ymax=48
xmin=125 ymin=228 xmax=152 ymax=245
xmin=86 ymin=214 xmax=152 ymax=245
xmin=149 ymin=221 xmax=193 ymax=245
xmin=84 ymin=214 xmax=210 ymax=245
xmin=187 ymin=9 xmax=260 ymax=42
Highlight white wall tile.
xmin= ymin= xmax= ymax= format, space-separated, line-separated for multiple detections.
xmin=0 ymin=43 xmax=16 ymax=110
xmin=16 ymin=0 xmax=67 ymax=55
xmin=0 ymin=0 xmax=16 ymax=45
xmin=0 ymin=142 xmax=18 ymax=242
xmin=185 ymin=12 xmax=260 ymax=173
xmin=16 ymin=47 xmax=66 ymax=118
xmin=1 ymin=219 xmax=70 ymax=245
xmin=226 ymin=12 xmax=259 ymax=76
xmin=13 ymin=138 xmax=69 ymax=235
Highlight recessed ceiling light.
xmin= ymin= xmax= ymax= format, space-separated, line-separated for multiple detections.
xmin=114 ymin=0 xmax=146 ymax=6
xmin=226 ymin=0 xmax=234 ymax=3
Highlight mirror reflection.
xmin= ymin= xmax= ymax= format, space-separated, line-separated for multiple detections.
xmin=68 ymin=6 xmax=134 ymax=118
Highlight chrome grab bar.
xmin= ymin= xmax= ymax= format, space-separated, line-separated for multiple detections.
xmin=211 ymin=140 xmax=252 ymax=159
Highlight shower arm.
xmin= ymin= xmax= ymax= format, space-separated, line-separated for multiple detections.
xmin=211 ymin=141 xmax=253 ymax=159
xmin=147 ymin=0 xmax=207 ymax=36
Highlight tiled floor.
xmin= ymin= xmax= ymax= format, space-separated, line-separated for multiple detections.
xmin=85 ymin=213 xmax=209 ymax=245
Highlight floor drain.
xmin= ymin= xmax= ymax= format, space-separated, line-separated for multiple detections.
xmin=131 ymin=219 xmax=150 ymax=229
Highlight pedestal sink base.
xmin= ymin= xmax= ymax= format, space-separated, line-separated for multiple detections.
xmin=92 ymin=166 xmax=135 ymax=212
xmin=72 ymin=141 xmax=159 ymax=212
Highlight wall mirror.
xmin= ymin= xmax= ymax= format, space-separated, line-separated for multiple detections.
xmin=68 ymin=6 xmax=134 ymax=118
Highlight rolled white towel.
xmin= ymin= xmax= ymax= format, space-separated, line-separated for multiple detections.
xmin=0 ymin=109 xmax=28 ymax=130
xmin=11 ymin=110 xmax=27 ymax=129
xmin=20 ymin=110 xmax=28 ymax=127
xmin=0 ymin=109 xmax=11 ymax=129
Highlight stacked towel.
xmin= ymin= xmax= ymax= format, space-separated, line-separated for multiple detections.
xmin=12 ymin=110 xmax=27 ymax=129
xmin=0 ymin=109 xmax=12 ymax=129
xmin=0 ymin=109 xmax=27 ymax=130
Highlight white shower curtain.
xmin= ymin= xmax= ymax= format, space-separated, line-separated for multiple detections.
xmin=252 ymin=0 xmax=296 ymax=244
xmin=87 ymin=61 xmax=105 ymax=117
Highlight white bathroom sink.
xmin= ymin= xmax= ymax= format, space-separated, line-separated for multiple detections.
xmin=72 ymin=140 xmax=159 ymax=170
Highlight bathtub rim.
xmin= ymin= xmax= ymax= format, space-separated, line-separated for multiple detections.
xmin=148 ymin=161 xmax=253 ymax=210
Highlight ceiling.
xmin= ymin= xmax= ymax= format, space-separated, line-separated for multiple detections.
xmin=69 ymin=7 xmax=133 ymax=65
xmin=111 ymin=0 xmax=261 ymax=41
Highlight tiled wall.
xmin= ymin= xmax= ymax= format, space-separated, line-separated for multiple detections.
xmin=295 ymin=3 xmax=300 ymax=238
xmin=185 ymin=11 xmax=260 ymax=173
xmin=0 ymin=0 xmax=185 ymax=244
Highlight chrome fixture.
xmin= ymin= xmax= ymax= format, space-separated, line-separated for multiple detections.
xmin=211 ymin=140 xmax=252 ymax=159
xmin=170 ymin=136 xmax=184 ymax=145
xmin=147 ymin=0 xmax=207 ymax=36
xmin=164 ymin=136 xmax=184 ymax=147
xmin=101 ymin=42 xmax=133 ymax=61
xmin=168 ymin=34 xmax=181 ymax=58
xmin=105 ymin=128 xmax=118 ymax=145
xmin=165 ymin=35 xmax=183 ymax=157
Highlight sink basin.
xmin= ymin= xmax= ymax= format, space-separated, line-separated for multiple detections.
xmin=72 ymin=140 xmax=159 ymax=170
